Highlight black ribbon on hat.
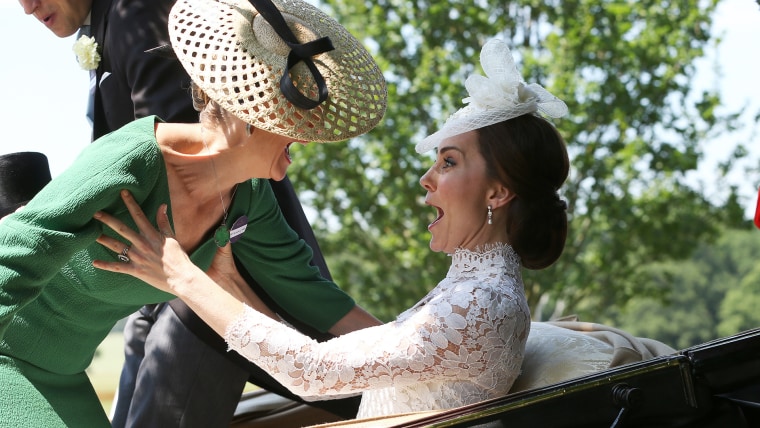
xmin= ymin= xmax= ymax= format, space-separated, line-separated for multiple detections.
xmin=248 ymin=0 xmax=333 ymax=110
xmin=148 ymin=0 xmax=334 ymax=110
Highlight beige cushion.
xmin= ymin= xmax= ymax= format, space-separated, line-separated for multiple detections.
xmin=510 ymin=321 xmax=676 ymax=393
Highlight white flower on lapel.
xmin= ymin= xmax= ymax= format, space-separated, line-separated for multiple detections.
xmin=72 ymin=35 xmax=101 ymax=71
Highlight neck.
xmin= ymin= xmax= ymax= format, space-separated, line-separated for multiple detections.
xmin=156 ymin=123 xmax=242 ymax=202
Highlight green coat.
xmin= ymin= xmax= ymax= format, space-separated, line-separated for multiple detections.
xmin=0 ymin=116 xmax=354 ymax=427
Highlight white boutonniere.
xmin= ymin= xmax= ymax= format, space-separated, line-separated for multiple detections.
xmin=72 ymin=35 xmax=101 ymax=71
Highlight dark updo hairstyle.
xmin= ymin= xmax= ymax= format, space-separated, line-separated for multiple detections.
xmin=477 ymin=113 xmax=569 ymax=270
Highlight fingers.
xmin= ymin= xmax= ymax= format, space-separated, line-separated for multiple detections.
xmin=91 ymin=190 xmax=169 ymax=268
xmin=120 ymin=190 xmax=161 ymax=238
xmin=93 ymin=209 xmax=140 ymax=244
xmin=92 ymin=257 xmax=131 ymax=273
xmin=207 ymin=242 xmax=239 ymax=285
xmin=156 ymin=204 xmax=175 ymax=238
xmin=93 ymin=191 xmax=171 ymax=242
xmin=216 ymin=242 xmax=233 ymax=259
xmin=93 ymin=235 xmax=133 ymax=273
xmin=96 ymin=234 xmax=130 ymax=253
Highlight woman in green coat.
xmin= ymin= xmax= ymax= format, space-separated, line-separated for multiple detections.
xmin=0 ymin=0 xmax=386 ymax=425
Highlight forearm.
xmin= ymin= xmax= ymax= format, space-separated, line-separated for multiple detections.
xmin=327 ymin=305 xmax=382 ymax=336
xmin=170 ymin=265 xmax=249 ymax=338
xmin=207 ymin=266 xmax=278 ymax=320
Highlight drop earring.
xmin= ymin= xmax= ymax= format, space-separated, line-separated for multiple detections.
xmin=246 ymin=123 xmax=253 ymax=137
xmin=487 ymin=205 xmax=493 ymax=225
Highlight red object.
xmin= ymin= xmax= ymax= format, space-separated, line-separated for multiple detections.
xmin=755 ymin=187 xmax=760 ymax=229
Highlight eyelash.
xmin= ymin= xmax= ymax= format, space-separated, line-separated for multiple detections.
xmin=438 ymin=157 xmax=455 ymax=171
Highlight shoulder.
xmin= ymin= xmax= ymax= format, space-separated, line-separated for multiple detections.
xmin=96 ymin=116 xmax=158 ymax=143
xmin=84 ymin=117 xmax=162 ymax=170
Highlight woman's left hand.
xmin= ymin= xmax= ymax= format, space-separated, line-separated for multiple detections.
xmin=92 ymin=190 xmax=195 ymax=294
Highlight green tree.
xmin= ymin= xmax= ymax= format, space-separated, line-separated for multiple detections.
xmin=605 ymin=229 xmax=760 ymax=349
xmin=290 ymin=0 xmax=743 ymax=321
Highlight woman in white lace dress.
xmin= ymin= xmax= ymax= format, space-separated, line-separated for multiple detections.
xmin=93 ymin=39 xmax=571 ymax=418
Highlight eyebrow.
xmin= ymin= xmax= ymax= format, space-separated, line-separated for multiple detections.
xmin=437 ymin=146 xmax=464 ymax=155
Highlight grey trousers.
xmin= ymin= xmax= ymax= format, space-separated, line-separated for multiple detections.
xmin=110 ymin=304 xmax=249 ymax=428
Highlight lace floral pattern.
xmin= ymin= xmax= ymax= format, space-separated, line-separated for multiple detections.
xmin=225 ymin=243 xmax=530 ymax=418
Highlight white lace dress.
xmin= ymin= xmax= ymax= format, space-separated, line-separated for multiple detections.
xmin=225 ymin=243 xmax=530 ymax=418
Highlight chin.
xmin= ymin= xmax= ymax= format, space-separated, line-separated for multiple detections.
xmin=271 ymin=167 xmax=289 ymax=181
xmin=428 ymin=239 xmax=446 ymax=254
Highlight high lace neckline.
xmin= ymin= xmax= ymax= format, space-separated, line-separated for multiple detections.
xmin=448 ymin=242 xmax=521 ymax=279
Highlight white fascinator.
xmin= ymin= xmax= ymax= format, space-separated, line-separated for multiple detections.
xmin=416 ymin=38 xmax=568 ymax=153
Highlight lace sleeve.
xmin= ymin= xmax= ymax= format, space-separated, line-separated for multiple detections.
xmin=225 ymin=278 xmax=529 ymax=400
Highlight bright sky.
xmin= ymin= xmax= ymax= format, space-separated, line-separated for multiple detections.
xmin=2 ymin=0 xmax=758 ymax=218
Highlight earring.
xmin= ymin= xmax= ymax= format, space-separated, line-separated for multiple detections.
xmin=487 ymin=205 xmax=493 ymax=225
xmin=246 ymin=123 xmax=253 ymax=137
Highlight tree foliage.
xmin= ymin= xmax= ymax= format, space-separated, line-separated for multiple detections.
xmin=289 ymin=0 xmax=743 ymax=321
xmin=604 ymin=229 xmax=760 ymax=349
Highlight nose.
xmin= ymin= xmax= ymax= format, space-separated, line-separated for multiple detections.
xmin=419 ymin=166 xmax=436 ymax=192
xmin=19 ymin=0 xmax=39 ymax=15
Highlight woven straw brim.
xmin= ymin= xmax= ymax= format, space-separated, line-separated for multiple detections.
xmin=169 ymin=0 xmax=387 ymax=142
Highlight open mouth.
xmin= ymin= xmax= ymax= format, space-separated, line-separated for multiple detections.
xmin=285 ymin=143 xmax=292 ymax=163
xmin=428 ymin=205 xmax=444 ymax=229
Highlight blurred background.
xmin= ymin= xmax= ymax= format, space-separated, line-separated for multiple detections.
xmin=2 ymin=0 xmax=759 ymax=414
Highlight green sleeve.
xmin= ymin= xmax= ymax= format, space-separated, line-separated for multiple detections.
xmin=230 ymin=179 xmax=355 ymax=332
xmin=0 ymin=117 xmax=165 ymax=340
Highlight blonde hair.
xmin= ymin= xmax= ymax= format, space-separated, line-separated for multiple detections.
xmin=190 ymin=81 xmax=226 ymax=126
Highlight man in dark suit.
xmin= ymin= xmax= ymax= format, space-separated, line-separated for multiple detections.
xmin=18 ymin=0 xmax=364 ymax=426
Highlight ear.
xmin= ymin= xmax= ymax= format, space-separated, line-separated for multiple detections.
xmin=486 ymin=181 xmax=514 ymax=210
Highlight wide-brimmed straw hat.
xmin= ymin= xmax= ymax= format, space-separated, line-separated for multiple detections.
xmin=168 ymin=0 xmax=387 ymax=142
xmin=416 ymin=39 xmax=567 ymax=153
xmin=0 ymin=152 xmax=52 ymax=218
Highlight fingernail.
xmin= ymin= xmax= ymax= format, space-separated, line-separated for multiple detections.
xmin=93 ymin=211 xmax=102 ymax=219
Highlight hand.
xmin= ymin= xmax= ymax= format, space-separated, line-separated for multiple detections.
xmin=205 ymin=232 xmax=239 ymax=286
xmin=92 ymin=190 xmax=196 ymax=294
xmin=204 ymin=235 xmax=276 ymax=317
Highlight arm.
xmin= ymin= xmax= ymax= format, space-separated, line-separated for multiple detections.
xmin=92 ymin=191 xmax=274 ymax=328
xmin=203 ymin=237 xmax=278 ymax=321
xmin=327 ymin=306 xmax=381 ymax=336
xmin=231 ymin=180 xmax=381 ymax=333
xmin=93 ymin=192 xmax=526 ymax=399
xmin=0 ymin=135 xmax=167 ymax=340
xmin=92 ymin=190 xmax=371 ymax=332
